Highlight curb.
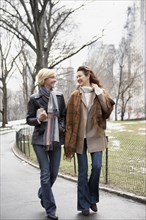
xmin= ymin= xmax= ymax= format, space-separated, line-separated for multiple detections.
xmin=12 ymin=143 xmax=146 ymax=205
xmin=0 ymin=130 xmax=15 ymax=135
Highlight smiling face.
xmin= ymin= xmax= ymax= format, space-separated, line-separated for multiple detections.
xmin=76 ymin=70 xmax=90 ymax=87
xmin=37 ymin=68 xmax=57 ymax=90
xmin=44 ymin=76 xmax=57 ymax=90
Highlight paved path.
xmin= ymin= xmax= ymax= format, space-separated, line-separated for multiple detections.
xmin=0 ymin=132 xmax=146 ymax=220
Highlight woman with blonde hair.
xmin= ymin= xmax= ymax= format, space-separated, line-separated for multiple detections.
xmin=27 ymin=68 xmax=66 ymax=220
xmin=64 ymin=65 xmax=115 ymax=216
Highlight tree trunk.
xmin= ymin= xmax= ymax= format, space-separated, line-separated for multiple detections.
xmin=115 ymin=101 xmax=118 ymax=121
xmin=1 ymin=89 xmax=9 ymax=127
xmin=2 ymin=109 xmax=6 ymax=127
xmin=2 ymin=83 xmax=8 ymax=127
xmin=121 ymin=110 xmax=124 ymax=121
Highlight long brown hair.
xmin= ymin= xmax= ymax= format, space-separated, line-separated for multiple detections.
xmin=77 ymin=66 xmax=102 ymax=88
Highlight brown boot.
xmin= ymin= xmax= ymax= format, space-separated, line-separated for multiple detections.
xmin=90 ymin=203 xmax=98 ymax=212
xmin=82 ymin=210 xmax=90 ymax=216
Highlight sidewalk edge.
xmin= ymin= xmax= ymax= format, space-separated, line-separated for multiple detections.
xmin=12 ymin=143 xmax=146 ymax=204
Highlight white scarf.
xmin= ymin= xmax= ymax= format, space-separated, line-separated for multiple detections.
xmin=81 ymin=86 xmax=93 ymax=107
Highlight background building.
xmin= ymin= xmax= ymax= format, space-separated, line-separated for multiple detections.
xmin=132 ymin=0 xmax=145 ymax=118
xmin=122 ymin=0 xmax=145 ymax=119
xmin=86 ymin=41 xmax=115 ymax=94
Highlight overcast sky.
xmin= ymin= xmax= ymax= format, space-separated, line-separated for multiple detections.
xmin=75 ymin=0 xmax=133 ymax=45
xmin=65 ymin=0 xmax=133 ymax=69
xmin=8 ymin=0 xmax=133 ymax=90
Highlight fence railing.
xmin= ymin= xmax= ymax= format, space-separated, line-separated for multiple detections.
xmin=15 ymin=126 xmax=37 ymax=162
xmin=15 ymin=125 xmax=146 ymax=198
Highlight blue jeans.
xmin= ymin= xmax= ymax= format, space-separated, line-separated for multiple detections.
xmin=33 ymin=144 xmax=61 ymax=215
xmin=77 ymin=139 xmax=102 ymax=211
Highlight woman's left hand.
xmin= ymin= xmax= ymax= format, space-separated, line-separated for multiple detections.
xmin=92 ymin=83 xmax=103 ymax=95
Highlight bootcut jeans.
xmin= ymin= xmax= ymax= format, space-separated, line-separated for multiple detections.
xmin=33 ymin=144 xmax=61 ymax=215
xmin=77 ymin=139 xmax=102 ymax=211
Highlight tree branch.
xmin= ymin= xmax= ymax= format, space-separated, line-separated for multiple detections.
xmin=49 ymin=34 xmax=103 ymax=68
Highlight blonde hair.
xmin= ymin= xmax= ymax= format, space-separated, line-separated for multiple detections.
xmin=36 ymin=68 xmax=56 ymax=86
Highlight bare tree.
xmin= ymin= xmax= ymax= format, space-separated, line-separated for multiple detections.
xmin=118 ymin=69 xmax=142 ymax=120
xmin=56 ymin=67 xmax=76 ymax=103
xmin=15 ymin=45 xmax=35 ymax=107
xmin=85 ymin=42 xmax=115 ymax=93
xmin=8 ymin=90 xmax=26 ymax=121
xmin=114 ymin=37 xmax=142 ymax=121
xmin=0 ymin=0 xmax=103 ymax=91
xmin=0 ymin=34 xmax=22 ymax=127
xmin=114 ymin=38 xmax=127 ymax=121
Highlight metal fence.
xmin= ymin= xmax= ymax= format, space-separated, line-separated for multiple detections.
xmin=15 ymin=125 xmax=146 ymax=198
xmin=15 ymin=125 xmax=37 ymax=162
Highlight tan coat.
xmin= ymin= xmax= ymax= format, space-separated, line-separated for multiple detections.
xmin=64 ymin=88 xmax=115 ymax=158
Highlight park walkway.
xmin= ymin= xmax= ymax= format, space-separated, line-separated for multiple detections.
xmin=0 ymin=131 xmax=146 ymax=220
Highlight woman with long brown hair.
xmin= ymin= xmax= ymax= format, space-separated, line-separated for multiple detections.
xmin=64 ymin=65 xmax=115 ymax=216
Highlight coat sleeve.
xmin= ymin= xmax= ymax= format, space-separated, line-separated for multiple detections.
xmin=64 ymin=96 xmax=74 ymax=146
xmin=64 ymin=94 xmax=78 ymax=159
xmin=104 ymin=90 xmax=115 ymax=118
xmin=97 ymin=90 xmax=115 ymax=129
xmin=97 ymin=90 xmax=115 ymax=119
xmin=26 ymin=96 xmax=40 ymax=126
xmin=58 ymin=94 xmax=66 ymax=130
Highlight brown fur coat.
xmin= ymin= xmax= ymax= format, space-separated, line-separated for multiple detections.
xmin=64 ymin=88 xmax=115 ymax=159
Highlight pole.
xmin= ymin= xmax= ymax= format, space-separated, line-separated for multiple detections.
xmin=144 ymin=4 xmax=146 ymax=119
xmin=105 ymin=147 xmax=108 ymax=184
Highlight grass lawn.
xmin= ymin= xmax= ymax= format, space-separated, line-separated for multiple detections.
xmin=60 ymin=120 xmax=146 ymax=196
xmin=104 ymin=120 xmax=145 ymax=196
xmin=18 ymin=120 xmax=146 ymax=197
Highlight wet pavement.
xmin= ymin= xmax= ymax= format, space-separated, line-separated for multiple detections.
xmin=0 ymin=131 xmax=146 ymax=220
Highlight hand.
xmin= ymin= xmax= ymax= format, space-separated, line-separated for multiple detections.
xmin=92 ymin=83 xmax=103 ymax=95
xmin=37 ymin=108 xmax=47 ymax=122
xmin=39 ymin=111 xmax=47 ymax=121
